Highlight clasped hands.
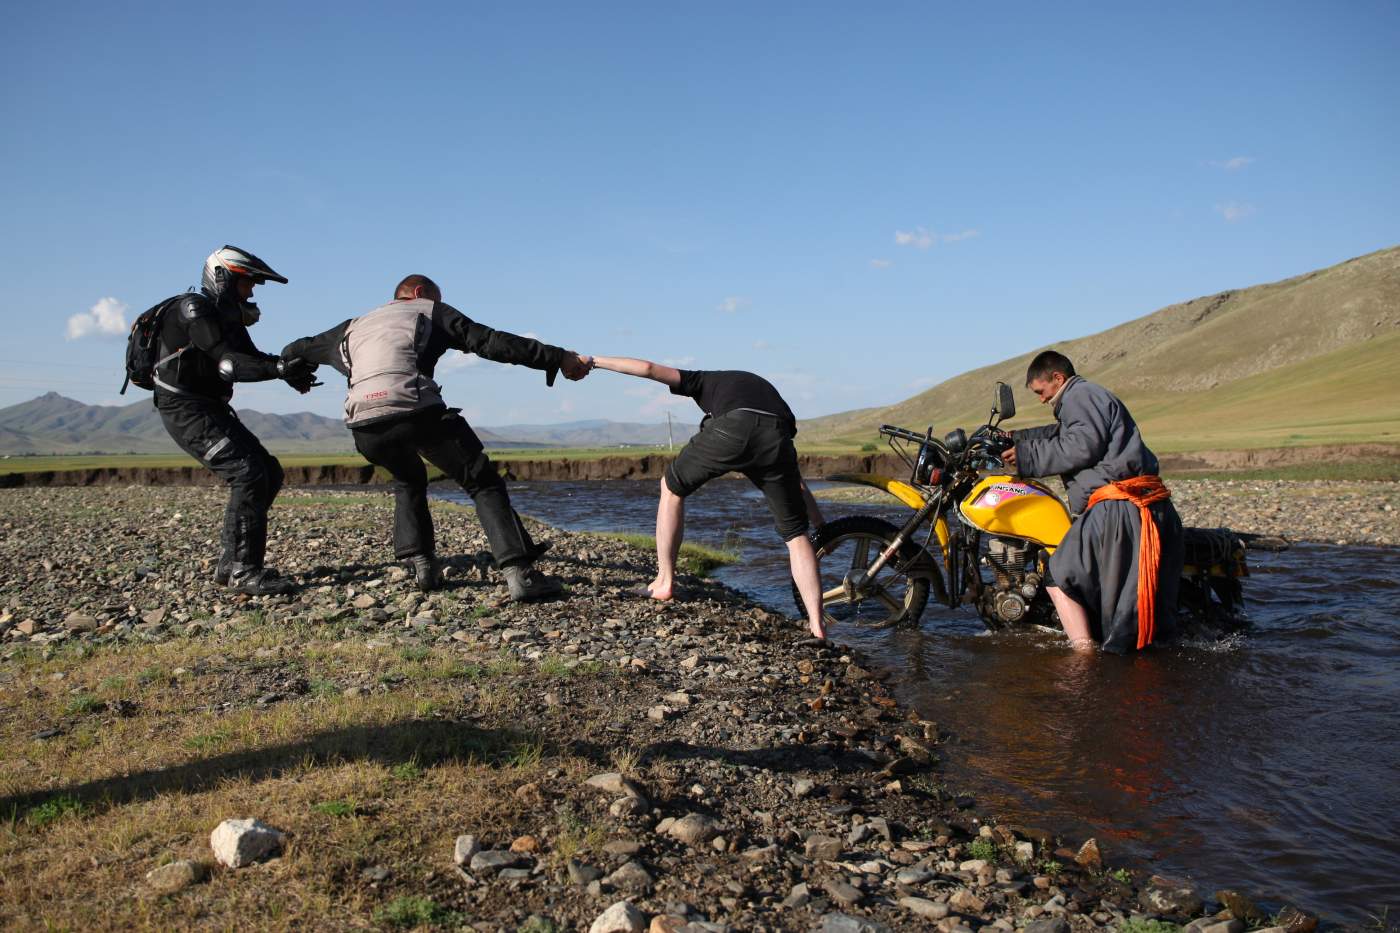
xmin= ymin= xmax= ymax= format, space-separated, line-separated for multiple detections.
xmin=559 ymin=352 xmax=596 ymax=382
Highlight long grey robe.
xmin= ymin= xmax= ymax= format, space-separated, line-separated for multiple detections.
xmin=1015 ymin=376 xmax=1183 ymax=653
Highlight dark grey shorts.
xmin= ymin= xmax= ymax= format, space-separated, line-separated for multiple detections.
xmin=665 ymin=410 xmax=809 ymax=541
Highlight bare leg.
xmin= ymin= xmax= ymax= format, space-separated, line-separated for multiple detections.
xmin=1048 ymin=585 xmax=1095 ymax=652
xmin=650 ymin=478 xmax=685 ymax=601
xmin=800 ymin=480 xmax=826 ymax=529
xmin=787 ymin=533 xmax=826 ymax=639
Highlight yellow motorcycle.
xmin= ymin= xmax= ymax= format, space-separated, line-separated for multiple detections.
xmin=801 ymin=384 xmax=1252 ymax=631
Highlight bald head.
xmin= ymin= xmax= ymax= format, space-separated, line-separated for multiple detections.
xmin=395 ymin=274 xmax=442 ymax=302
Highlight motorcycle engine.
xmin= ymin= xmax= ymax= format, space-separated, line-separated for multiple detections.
xmin=983 ymin=537 xmax=1043 ymax=624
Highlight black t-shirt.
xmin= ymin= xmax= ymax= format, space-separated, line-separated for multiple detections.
xmin=670 ymin=370 xmax=797 ymax=436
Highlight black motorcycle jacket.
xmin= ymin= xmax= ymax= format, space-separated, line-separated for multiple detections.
xmin=154 ymin=291 xmax=283 ymax=401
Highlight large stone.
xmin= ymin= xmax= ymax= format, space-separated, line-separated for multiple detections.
xmin=63 ymin=613 xmax=98 ymax=633
xmin=469 ymin=849 xmax=526 ymax=875
xmin=1141 ymin=883 xmax=1203 ymax=917
xmin=352 ymin=594 xmax=377 ymax=609
xmin=210 ymin=818 xmax=285 ymax=868
xmin=948 ymin=888 xmax=987 ymax=915
xmin=823 ymin=878 xmax=864 ymax=906
xmin=898 ymin=896 xmax=949 ymax=921
xmin=587 ymin=772 xmax=646 ymax=799
xmin=815 ymin=914 xmax=894 ymax=933
xmin=804 ymin=834 xmax=842 ymax=860
xmin=453 ymin=835 xmax=480 ymax=866
xmin=145 ymin=859 xmax=206 ymax=894
xmin=1276 ymin=906 xmax=1319 ymax=933
xmin=606 ymin=860 xmax=653 ymax=893
xmin=568 ymin=859 xmax=605 ymax=885
xmin=1075 ymin=837 xmax=1102 ymax=869
xmin=894 ymin=866 xmax=934 ymax=885
xmin=589 ymin=900 xmax=647 ymax=933
xmin=667 ymin=813 xmax=720 ymax=847
xmin=1201 ymin=921 xmax=1245 ymax=933
xmin=1023 ymin=919 xmax=1070 ymax=933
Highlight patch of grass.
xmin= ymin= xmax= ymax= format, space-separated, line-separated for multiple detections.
xmin=183 ymin=728 xmax=232 ymax=751
xmin=98 ymin=675 xmax=127 ymax=693
xmin=610 ymin=746 xmax=642 ymax=776
xmin=399 ymin=646 xmax=431 ymax=663
xmin=518 ymin=917 xmax=558 ymax=933
xmin=136 ymin=665 xmax=165 ymax=686
xmin=966 ymin=838 xmax=998 ymax=862
xmin=372 ymin=895 xmax=463 ymax=929
xmin=1167 ymin=459 xmax=1400 ymax=482
xmin=1039 ymin=858 xmax=1063 ymax=876
xmin=390 ymin=761 xmax=422 ymax=782
xmin=309 ymin=678 xmax=340 ymax=698
xmin=469 ymin=605 xmax=495 ymax=619
xmin=311 ymin=800 xmax=356 ymax=818
xmin=1111 ymin=867 xmax=1134 ymax=884
xmin=1117 ymin=921 xmax=1181 ymax=933
xmin=507 ymin=738 xmax=544 ymax=769
xmin=587 ymin=531 xmax=739 ymax=577
xmin=63 ymin=693 xmax=103 ymax=716
xmin=537 ymin=655 xmax=575 ymax=678
xmin=26 ymin=795 xmax=87 ymax=829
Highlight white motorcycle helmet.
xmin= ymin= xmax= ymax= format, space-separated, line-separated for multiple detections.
xmin=201 ymin=245 xmax=288 ymax=325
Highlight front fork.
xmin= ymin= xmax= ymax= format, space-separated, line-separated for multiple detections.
xmin=843 ymin=490 xmax=948 ymax=603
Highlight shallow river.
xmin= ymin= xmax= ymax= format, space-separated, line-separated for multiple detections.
xmin=436 ymin=479 xmax=1400 ymax=925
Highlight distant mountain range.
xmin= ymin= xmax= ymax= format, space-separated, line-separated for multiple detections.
xmin=0 ymin=394 xmax=697 ymax=455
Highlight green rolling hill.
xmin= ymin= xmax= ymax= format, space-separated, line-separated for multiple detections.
xmin=802 ymin=245 xmax=1400 ymax=452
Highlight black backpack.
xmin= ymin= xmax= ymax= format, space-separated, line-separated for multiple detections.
xmin=120 ymin=295 xmax=188 ymax=394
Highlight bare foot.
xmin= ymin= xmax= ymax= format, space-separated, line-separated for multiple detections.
xmin=648 ymin=583 xmax=674 ymax=602
xmin=808 ymin=618 xmax=827 ymax=640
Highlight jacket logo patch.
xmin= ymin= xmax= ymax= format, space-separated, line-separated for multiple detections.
xmin=364 ymin=390 xmax=389 ymax=400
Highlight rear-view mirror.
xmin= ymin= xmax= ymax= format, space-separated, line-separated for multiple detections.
xmin=993 ymin=382 xmax=1016 ymax=421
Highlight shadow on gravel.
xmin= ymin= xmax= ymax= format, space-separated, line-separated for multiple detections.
xmin=1 ymin=719 xmax=612 ymax=821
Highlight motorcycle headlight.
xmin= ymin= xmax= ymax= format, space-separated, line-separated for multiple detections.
xmin=914 ymin=443 xmax=944 ymax=484
xmin=943 ymin=428 xmax=967 ymax=454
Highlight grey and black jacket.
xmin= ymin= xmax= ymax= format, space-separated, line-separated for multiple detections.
xmin=282 ymin=299 xmax=567 ymax=428
xmin=1014 ymin=375 xmax=1160 ymax=515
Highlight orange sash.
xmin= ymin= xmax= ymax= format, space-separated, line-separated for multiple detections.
xmin=1085 ymin=475 xmax=1171 ymax=649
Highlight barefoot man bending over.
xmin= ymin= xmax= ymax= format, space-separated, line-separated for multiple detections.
xmin=589 ymin=357 xmax=828 ymax=639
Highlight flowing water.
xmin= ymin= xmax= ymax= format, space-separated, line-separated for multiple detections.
xmin=436 ymin=479 xmax=1400 ymax=924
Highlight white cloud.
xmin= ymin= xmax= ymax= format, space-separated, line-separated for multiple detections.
xmin=1215 ymin=201 xmax=1257 ymax=222
xmin=752 ymin=340 xmax=773 ymax=351
xmin=869 ymin=258 xmax=893 ymax=269
xmin=439 ymin=351 xmax=482 ymax=371
xmin=716 ymin=296 xmax=750 ymax=314
xmin=1208 ymin=156 xmax=1256 ymax=171
xmin=894 ymin=227 xmax=980 ymax=249
xmin=66 ymin=296 xmax=128 ymax=340
xmin=558 ymin=398 xmax=576 ymax=415
xmin=894 ymin=227 xmax=934 ymax=249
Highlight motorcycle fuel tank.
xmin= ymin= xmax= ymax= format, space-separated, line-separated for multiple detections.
xmin=958 ymin=475 xmax=1071 ymax=547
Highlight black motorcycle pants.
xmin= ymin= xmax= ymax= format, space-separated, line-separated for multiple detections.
xmin=352 ymin=407 xmax=539 ymax=568
xmin=155 ymin=392 xmax=284 ymax=568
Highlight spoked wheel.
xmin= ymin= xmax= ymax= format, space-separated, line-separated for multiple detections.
xmin=792 ymin=515 xmax=932 ymax=629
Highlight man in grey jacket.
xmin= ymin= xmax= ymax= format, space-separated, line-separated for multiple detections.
xmin=1003 ymin=350 xmax=1183 ymax=653
xmin=282 ymin=274 xmax=590 ymax=600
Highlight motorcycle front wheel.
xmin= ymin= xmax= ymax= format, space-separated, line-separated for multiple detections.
xmin=792 ymin=515 xmax=932 ymax=629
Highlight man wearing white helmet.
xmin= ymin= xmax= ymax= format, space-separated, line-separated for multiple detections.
xmin=152 ymin=245 xmax=319 ymax=595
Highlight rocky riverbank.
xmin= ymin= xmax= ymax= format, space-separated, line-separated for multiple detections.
xmin=0 ymin=487 xmax=1326 ymax=931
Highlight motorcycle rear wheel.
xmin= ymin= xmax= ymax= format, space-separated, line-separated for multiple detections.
xmin=793 ymin=515 xmax=932 ymax=629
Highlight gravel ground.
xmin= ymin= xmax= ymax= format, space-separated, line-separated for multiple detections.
xmin=0 ymin=486 xmax=1327 ymax=932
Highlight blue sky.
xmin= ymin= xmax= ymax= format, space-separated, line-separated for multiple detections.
xmin=2 ymin=1 xmax=1397 ymax=426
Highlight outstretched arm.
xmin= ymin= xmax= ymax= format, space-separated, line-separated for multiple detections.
xmin=590 ymin=356 xmax=682 ymax=387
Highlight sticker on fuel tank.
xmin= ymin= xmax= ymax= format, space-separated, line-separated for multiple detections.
xmin=975 ymin=483 xmax=1049 ymax=507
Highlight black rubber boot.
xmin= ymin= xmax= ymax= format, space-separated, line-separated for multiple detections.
xmin=228 ymin=564 xmax=297 ymax=596
xmin=502 ymin=564 xmax=563 ymax=602
xmin=411 ymin=555 xmax=440 ymax=593
xmin=214 ymin=555 xmax=234 ymax=586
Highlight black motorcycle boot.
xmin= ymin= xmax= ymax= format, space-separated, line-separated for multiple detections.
xmin=228 ymin=563 xmax=297 ymax=596
xmin=501 ymin=564 xmax=563 ymax=603
xmin=410 ymin=555 xmax=440 ymax=593
xmin=214 ymin=555 xmax=234 ymax=586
